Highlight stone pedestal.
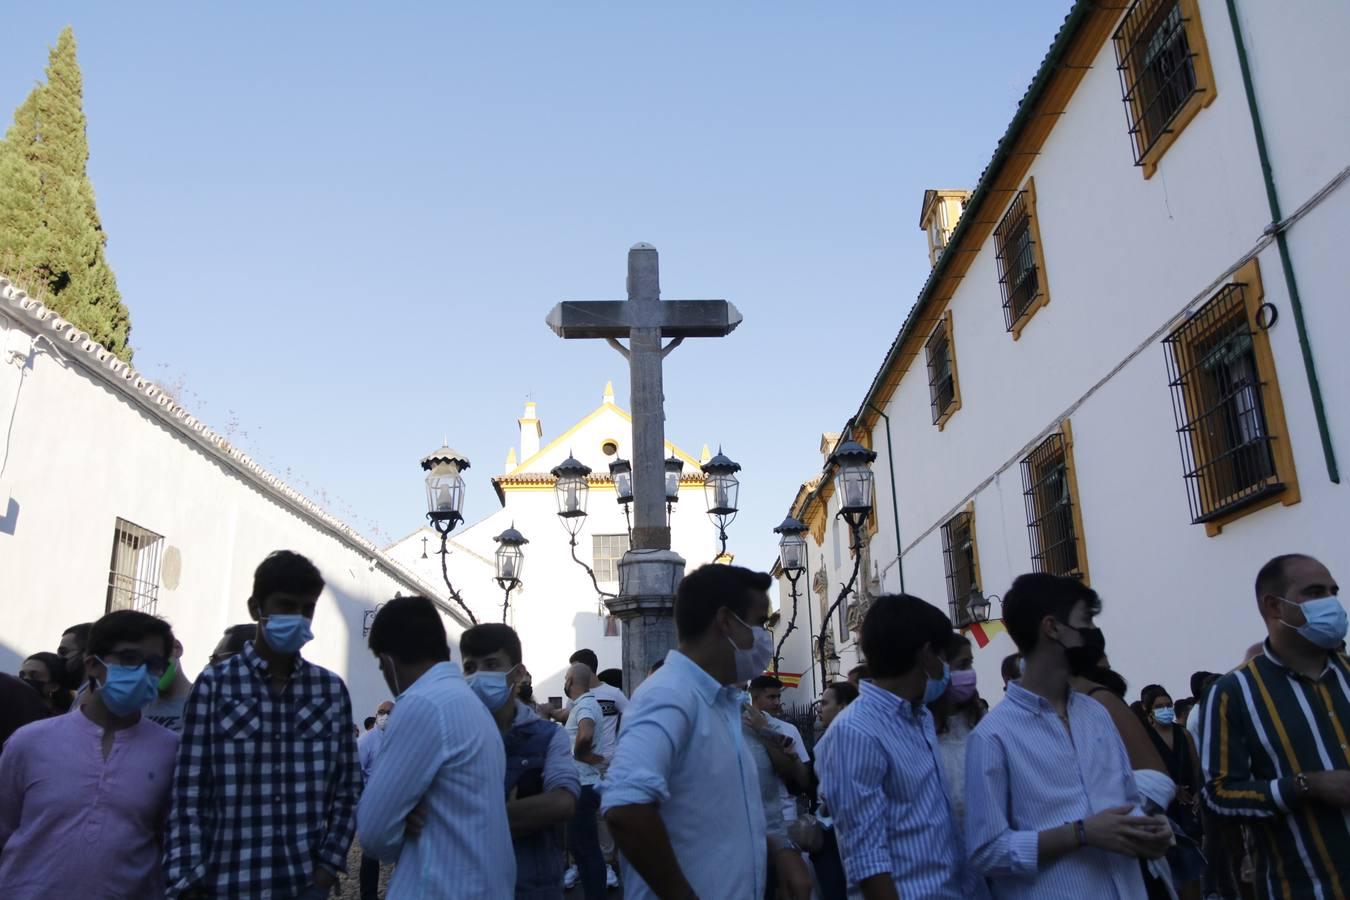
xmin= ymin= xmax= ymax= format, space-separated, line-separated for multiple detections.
xmin=609 ymin=549 xmax=686 ymax=695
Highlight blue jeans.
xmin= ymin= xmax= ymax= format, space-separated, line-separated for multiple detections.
xmin=567 ymin=785 xmax=606 ymax=899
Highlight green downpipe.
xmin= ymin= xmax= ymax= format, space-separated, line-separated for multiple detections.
xmin=1225 ymin=0 xmax=1340 ymax=483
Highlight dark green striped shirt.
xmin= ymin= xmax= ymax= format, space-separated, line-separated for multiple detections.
xmin=1200 ymin=642 xmax=1350 ymax=900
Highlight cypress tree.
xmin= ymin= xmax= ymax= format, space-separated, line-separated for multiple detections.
xmin=0 ymin=27 xmax=130 ymax=360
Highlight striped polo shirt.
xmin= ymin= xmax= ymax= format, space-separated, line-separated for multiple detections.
xmin=1199 ymin=642 xmax=1350 ymax=900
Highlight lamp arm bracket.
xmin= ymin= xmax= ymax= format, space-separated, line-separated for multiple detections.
xmin=571 ymin=535 xmax=617 ymax=599
xmin=439 ymin=536 xmax=477 ymax=626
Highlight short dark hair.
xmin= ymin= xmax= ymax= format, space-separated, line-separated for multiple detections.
xmin=88 ymin=610 xmax=173 ymax=659
xmin=1175 ymin=697 xmax=1196 ymax=719
xmin=749 ymin=674 xmax=782 ymax=694
xmin=251 ymin=550 xmax=324 ymax=602
xmin=848 ymin=664 xmax=870 ymax=681
xmin=61 ymin=622 xmax=93 ymax=646
xmin=674 ymin=565 xmax=770 ymax=641
xmin=24 ymin=652 xmax=63 ymax=682
xmin=569 ymin=648 xmax=599 ymax=673
xmin=648 ymin=659 xmax=665 ymax=674
xmin=1255 ymin=554 xmax=1316 ymax=600
xmin=860 ymin=594 xmax=952 ymax=679
xmin=363 ymin=716 xmax=376 ymax=730
xmin=1190 ymin=670 xmax=1220 ymax=698
xmin=597 ymin=668 xmax=623 ymax=691
xmin=1003 ymin=573 xmax=1101 ymax=654
xmin=368 ymin=596 xmax=449 ymax=664
xmin=219 ymin=623 xmax=255 ymax=656
xmin=825 ymin=681 xmax=858 ymax=706
xmin=461 ymin=623 xmax=522 ymax=667
xmin=1000 ymin=652 xmax=1022 ymax=683
xmin=941 ymin=632 xmax=972 ymax=660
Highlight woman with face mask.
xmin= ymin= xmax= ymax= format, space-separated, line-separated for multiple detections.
xmin=1141 ymin=684 xmax=1205 ymax=895
xmin=18 ymin=651 xmax=73 ymax=713
xmin=928 ymin=632 xmax=984 ymax=828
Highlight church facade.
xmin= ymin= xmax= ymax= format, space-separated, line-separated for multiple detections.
xmin=384 ymin=383 xmax=720 ymax=702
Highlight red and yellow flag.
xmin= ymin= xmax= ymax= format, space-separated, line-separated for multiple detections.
xmin=767 ymin=670 xmax=803 ymax=689
xmin=962 ymin=619 xmax=1008 ymax=649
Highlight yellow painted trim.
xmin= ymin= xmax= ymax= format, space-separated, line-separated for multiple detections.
xmin=1188 ymin=258 xmax=1301 ymax=536
xmin=932 ymin=308 xmax=963 ymax=430
xmin=1126 ymin=0 xmax=1219 ymax=179
xmin=1060 ymin=419 xmax=1091 ymax=586
xmin=1008 ymin=176 xmax=1051 ymax=341
xmin=508 ymin=401 xmax=702 ymax=475
xmin=966 ymin=500 xmax=983 ymax=594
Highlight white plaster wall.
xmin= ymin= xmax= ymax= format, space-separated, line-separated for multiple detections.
xmin=0 ymin=323 xmax=465 ymax=722
xmin=835 ymin=0 xmax=1349 ymax=706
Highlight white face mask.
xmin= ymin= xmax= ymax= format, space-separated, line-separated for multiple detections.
xmin=727 ymin=611 xmax=774 ymax=684
xmin=375 ymin=712 xmax=390 ymax=730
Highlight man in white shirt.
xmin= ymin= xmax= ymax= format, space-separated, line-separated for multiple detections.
xmin=356 ymin=597 xmax=513 ymax=899
xmin=748 ymin=674 xmax=810 ymax=823
xmin=602 ymin=565 xmax=813 ymax=900
xmin=564 ymin=663 xmax=609 ymax=899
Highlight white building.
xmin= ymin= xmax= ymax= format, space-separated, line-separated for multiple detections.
xmin=0 ymin=279 xmax=469 ymax=720
xmin=384 ymin=384 xmax=721 ymax=703
xmin=777 ymin=0 xmax=1349 ymax=706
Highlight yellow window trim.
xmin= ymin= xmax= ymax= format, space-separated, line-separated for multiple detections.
xmin=930 ymin=309 xmax=963 ymax=430
xmin=1170 ymin=259 xmax=1301 ymax=537
xmin=1059 ymin=420 xmax=1091 ymax=586
xmin=1118 ymin=0 xmax=1218 ymax=179
xmin=998 ymin=177 xmax=1052 ymax=341
xmin=966 ymin=500 xmax=984 ymax=594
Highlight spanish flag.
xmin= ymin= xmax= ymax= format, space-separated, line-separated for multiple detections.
xmin=963 ymin=619 xmax=1008 ymax=649
xmin=767 ymin=670 xmax=803 ymax=689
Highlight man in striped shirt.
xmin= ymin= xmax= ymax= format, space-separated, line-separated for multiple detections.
xmin=965 ymin=573 xmax=1172 ymax=899
xmin=356 ymin=596 xmax=514 ymax=899
xmin=816 ymin=593 xmax=988 ymax=899
xmin=1200 ymin=554 xmax=1349 ymax=899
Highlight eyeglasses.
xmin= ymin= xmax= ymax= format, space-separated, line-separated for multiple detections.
xmin=98 ymin=651 xmax=170 ymax=677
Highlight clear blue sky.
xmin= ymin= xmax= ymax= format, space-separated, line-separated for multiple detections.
xmin=4 ymin=3 xmax=1072 ymax=580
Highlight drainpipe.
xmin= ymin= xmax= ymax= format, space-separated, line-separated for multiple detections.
xmin=1225 ymin=0 xmax=1340 ymax=484
xmin=865 ymin=402 xmax=904 ymax=592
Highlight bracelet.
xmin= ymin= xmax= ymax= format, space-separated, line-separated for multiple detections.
xmin=1073 ymin=819 xmax=1087 ymax=848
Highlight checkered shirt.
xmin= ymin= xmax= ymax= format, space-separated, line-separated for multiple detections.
xmin=164 ymin=641 xmax=361 ymax=899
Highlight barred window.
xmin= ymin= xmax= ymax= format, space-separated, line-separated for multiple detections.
xmin=106 ymin=518 xmax=164 ymax=614
xmin=926 ymin=310 xmax=961 ymax=427
xmin=592 ymin=533 xmax=630 ymax=583
xmin=1114 ymin=0 xmax=1215 ymax=174
xmin=1020 ymin=431 xmax=1085 ymax=580
xmin=1163 ymin=271 xmax=1290 ymax=525
xmin=941 ymin=510 xmax=979 ymax=627
xmin=994 ymin=182 xmax=1049 ymax=336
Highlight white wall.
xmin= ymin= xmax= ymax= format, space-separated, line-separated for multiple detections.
xmin=0 ymin=302 xmax=464 ymax=722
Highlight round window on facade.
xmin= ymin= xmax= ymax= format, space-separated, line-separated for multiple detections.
xmin=601 ymin=440 xmax=619 ymax=457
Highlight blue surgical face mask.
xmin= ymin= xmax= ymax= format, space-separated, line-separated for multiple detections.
xmin=466 ymin=666 xmax=517 ymax=712
xmin=923 ymin=660 xmax=952 ymax=706
xmin=96 ymin=660 xmax=159 ymax=717
xmin=1153 ymin=706 xmax=1176 ymax=726
xmin=262 ymin=615 xmax=314 ymax=655
xmin=1280 ymin=596 xmax=1348 ymax=649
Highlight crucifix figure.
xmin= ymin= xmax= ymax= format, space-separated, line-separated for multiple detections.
xmin=547 ymin=243 xmax=742 ymax=687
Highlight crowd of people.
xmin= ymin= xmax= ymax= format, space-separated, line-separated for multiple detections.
xmin=0 ymin=548 xmax=1344 ymax=899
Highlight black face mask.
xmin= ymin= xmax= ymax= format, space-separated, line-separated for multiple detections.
xmin=1059 ymin=624 xmax=1106 ymax=676
xmin=518 ymin=681 xmax=535 ymax=704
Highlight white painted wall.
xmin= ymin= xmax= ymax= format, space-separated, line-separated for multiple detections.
xmin=777 ymin=0 xmax=1349 ymax=707
xmin=0 ymin=301 xmax=465 ymax=723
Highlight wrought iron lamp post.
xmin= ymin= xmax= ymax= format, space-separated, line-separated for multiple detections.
xmin=968 ymin=588 xmax=1002 ymax=624
xmin=551 ymin=454 xmax=616 ymax=600
xmin=817 ymin=438 xmax=877 ymax=689
xmin=772 ymin=515 xmax=809 ymax=672
xmin=609 ymin=457 xmax=634 ymax=540
xmin=421 ymin=444 xmax=477 ymax=625
xmin=700 ymin=448 xmax=741 ymax=558
xmin=493 ymin=524 xmax=528 ymax=623
xmin=664 ymin=454 xmax=683 ymax=518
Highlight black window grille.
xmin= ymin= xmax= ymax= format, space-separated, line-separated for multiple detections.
xmin=106 ymin=518 xmax=164 ymax=614
xmin=1115 ymin=0 xmax=1199 ymax=164
xmin=926 ymin=318 xmax=957 ymax=424
xmin=1020 ymin=434 xmax=1082 ymax=578
xmin=1163 ymin=283 xmax=1282 ymax=523
xmin=941 ymin=511 xmax=977 ymax=627
xmin=994 ymin=191 xmax=1041 ymax=331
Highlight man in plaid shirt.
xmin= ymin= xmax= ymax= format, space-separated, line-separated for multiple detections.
xmin=165 ymin=551 xmax=361 ymax=899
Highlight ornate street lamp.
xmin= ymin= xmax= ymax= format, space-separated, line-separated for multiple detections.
xmin=421 ymin=444 xmax=476 ymax=625
xmin=494 ymin=524 xmax=528 ymax=623
xmin=609 ymin=457 xmax=634 ymax=540
xmin=772 ymin=515 xmax=809 ymax=672
xmin=551 ymin=455 xmax=616 ymax=601
xmin=701 ymin=448 xmax=741 ymax=557
xmin=664 ymin=454 xmax=684 ymax=516
xmin=817 ymin=436 xmax=877 ymax=688
xmin=968 ymin=588 xmax=1002 ymax=624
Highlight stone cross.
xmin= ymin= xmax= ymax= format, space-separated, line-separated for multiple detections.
xmin=546 ymin=243 xmax=741 ymax=688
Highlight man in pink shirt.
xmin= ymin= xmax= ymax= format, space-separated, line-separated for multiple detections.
xmin=0 ymin=609 xmax=179 ymax=899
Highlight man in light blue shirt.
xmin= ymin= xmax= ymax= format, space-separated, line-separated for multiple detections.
xmin=965 ymin=573 xmax=1171 ymax=899
xmin=817 ymin=594 xmax=988 ymax=900
xmin=602 ymin=565 xmax=812 ymax=900
xmin=355 ymin=700 xmax=392 ymax=900
xmin=356 ymin=596 xmax=514 ymax=899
